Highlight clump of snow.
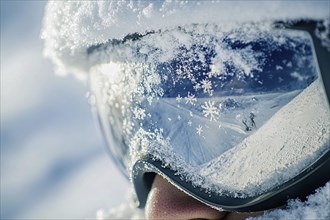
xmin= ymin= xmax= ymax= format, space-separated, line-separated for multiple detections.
xmin=41 ymin=1 xmax=329 ymax=78
xmin=248 ymin=181 xmax=330 ymax=220
xmin=95 ymin=189 xmax=145 ymax=219
xmin=96 ymin=181 xmax=330 ymax=220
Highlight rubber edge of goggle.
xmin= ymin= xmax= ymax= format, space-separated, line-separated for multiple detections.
xmin=133 ymin=150 xmax=330 ymax=212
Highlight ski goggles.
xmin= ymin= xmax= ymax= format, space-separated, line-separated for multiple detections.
xmin=89 ymin=20 xmax=330 ymax=212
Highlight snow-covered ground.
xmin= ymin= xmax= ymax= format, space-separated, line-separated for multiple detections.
xmin=1 ymin=1 xmax=129 ymax=219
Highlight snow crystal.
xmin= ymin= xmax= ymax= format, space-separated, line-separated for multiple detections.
xmin=201 ymin=100 xmax=219 ymax=122
xmin=175 ymin=94 xmax=182 ymax=103
xmin=196 ymin=125 xmax=203 ymax=136
xmin=201 ymin=79 xmax=213 ymax=95
xmin=185 ymin=92 xmax=197 ymax=105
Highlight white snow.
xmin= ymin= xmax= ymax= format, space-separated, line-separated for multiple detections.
xmin=248 ymin=181 xmax=330 ymax=220
xmin=41 ymin=1 xmax=329 ymax=77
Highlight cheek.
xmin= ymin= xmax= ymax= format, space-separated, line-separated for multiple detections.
xmin=145 ymin=182 xmax=172 ymax=219
xmin=145 ymin=175 xmax=228 ymax=220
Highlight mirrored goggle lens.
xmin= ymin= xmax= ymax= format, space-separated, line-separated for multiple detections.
xmin=89 ymin=23 xmax=329 ymax=207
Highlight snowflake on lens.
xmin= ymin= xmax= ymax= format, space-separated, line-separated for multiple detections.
xmin=201 ymin=79 xmax=213 ymax=95
xmin=176 ymin=68 xmax=185 ymax=79
xmin=185 ymin=92 xmax=197 ymax=105
xmin=176 ymin=64 xmax=193 ymax=81
xmin=196 ymin=125 xmax=203 ymax=136
xmin=133 ymin=107 xmax=146 ymax=120
xmin=176 ymin=94 xmax=182 ymax=103
xmin=187 ymin=73 xmax=197 ymax=84
xmin=201 ymin=100 xmax=219 ymax=121
xmin=193 ymin=83 xmax=201 ymax=92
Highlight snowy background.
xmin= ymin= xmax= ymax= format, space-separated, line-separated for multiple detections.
xmin=1 ymin=1 xmax=129 ymax=219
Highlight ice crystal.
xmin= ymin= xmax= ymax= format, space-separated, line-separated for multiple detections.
xmin=201 ymin=100 xmax=219 ymax=121
xmin=193 ymin=83 xmax=201 ymax=91
xmin=201 ymin=79 xmax=213 ymax=95
xmin=196 ymin=125 xmax=203 ymax=136
xmin=185 ymin=92 xmax=197 ymax=105
xmin=176 ymin=94 xmax=182 ymax=103
xmin=133 ymin=107 xmax=146 ymax=120
xmin=176 ymin=68 xmax=186 ymax=79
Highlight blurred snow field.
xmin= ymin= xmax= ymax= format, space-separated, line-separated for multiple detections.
xmin=1 ymin=1 xmax=129 ymax=219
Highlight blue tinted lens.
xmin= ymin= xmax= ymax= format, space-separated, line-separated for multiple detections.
xmin=90 ymin=24 xmax=329 ymax=198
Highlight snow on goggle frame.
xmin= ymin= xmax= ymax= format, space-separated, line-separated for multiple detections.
xmin=89 ymin=20 xmax=330 ymax=212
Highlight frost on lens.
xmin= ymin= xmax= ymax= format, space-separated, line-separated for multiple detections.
xmin=185 ymin=92 xmax=197 ymax=105
xmin=201 ymin=100 xmax=219 ymax=121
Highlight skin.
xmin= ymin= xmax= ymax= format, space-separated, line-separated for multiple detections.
xmin=146 ymin=174 xmax=264 ymax=220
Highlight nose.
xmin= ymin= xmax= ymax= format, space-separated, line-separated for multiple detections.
xmin=145 ymin=174 xmax=228 ymax=220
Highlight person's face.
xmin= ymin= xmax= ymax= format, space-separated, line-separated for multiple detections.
xmin=146 ymin=174 xmax=264 ymax=220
